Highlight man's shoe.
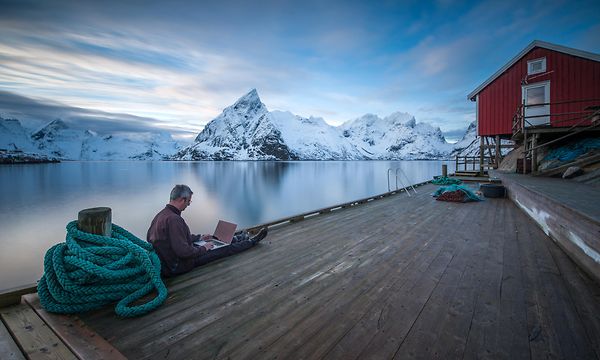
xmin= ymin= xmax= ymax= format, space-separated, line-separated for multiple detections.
xmin=251 ymin=227 xmax=268 ymax=244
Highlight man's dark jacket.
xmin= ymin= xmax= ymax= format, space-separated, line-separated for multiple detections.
xmin=147 ymin=204 xmax=207 ymax=276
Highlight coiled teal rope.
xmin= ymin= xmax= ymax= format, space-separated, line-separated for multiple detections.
xmin=38 ymin=221 xmax=168 ymax=317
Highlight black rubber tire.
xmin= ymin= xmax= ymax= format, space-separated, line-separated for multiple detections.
xmin=480 ymin=183 xmax=506 ymax=198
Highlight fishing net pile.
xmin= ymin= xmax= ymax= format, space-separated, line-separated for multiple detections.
xmin=432 ymin=184 xmax=483 ymax=203
xmin=543 ymin=138 xmax=600 ymax=163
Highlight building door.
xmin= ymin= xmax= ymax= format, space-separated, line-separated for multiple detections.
xmin=522 ymin=81 xmax=550 ymax=127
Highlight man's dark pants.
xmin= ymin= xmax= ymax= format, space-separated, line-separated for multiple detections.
xmin=193 ymin=235 xmax=254 ymax=267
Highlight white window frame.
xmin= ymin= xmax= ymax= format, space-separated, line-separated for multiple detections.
xmin=522 ymin=81 xmax=550 ymax=127
xmin=527 ymin=57 xmax=546 ymax=75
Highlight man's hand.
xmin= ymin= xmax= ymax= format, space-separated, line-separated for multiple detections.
xmin=200 ymin=234 xmax=213 ymax=241
xmin=203 ymin=241 xmax=215 ymax=251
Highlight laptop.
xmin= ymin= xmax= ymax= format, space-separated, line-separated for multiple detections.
xmin=195 ymin=220 xmax=237 ymax=250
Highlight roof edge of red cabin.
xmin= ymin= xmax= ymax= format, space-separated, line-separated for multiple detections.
xmin=468 ymin=40 xmax=600 ymax=101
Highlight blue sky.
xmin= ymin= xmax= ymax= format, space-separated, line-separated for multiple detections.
xmin=0 ymin=0 xmax=599 ymax=141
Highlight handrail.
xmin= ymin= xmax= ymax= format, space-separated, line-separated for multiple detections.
xmin=514 ymin=99 xmax=600 ymax=174
xmin=513 ymin=98 xmax=600 ymax=134
xmin=395 ymin=168 xmax=417 ymax=195
xmin=455 ymin=155 xmax=493 ymax=172
xmin=387 ymin=168 xmax=408 ymax=195
xmin=387 ymin=168 xmax=416 ymax=196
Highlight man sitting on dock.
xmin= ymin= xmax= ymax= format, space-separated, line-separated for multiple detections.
xmin=147 ymin=184 xmax=268 ymax=277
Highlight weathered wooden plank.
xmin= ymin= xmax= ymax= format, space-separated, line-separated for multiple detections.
xmin=74 ymin=183 xmax=600 ymax=360
xmin=491 ymin=199 xmax=530 ymax=358
xmin=22 ymin=294 xmax=126 ymax=360
xmin=390 ymin=199 xmax=497 ymax=359
xmin=304 ymin=199 xmax=481 ymax=360
xmin=252 ymin=198 xmax=460 ymax=360
xmin=257 ymin=193 xmax=470 ymax=359
xmin=0 ymin=303 xmax=76 ymax=360
xmin=419 ymin=198 xmax=500 ymax=360
xmin=0 ymin=316 xmax=25 ymax=360
xmin=461 ymin=197 xmax=508 ymax=359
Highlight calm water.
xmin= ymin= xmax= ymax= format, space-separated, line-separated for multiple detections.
xmin=0 ymin=160 xmax=454 ymax=290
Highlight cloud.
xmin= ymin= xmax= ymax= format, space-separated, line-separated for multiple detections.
xmin=0 ymin=90 xmax=196 ymax=138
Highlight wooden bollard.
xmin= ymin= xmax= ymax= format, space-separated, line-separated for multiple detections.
xmin=78 ymin=207 xmax=112 ymax=236
xmin=442 ymin=164 xmax=448 ymax=177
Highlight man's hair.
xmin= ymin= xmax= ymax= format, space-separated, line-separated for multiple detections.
xmin=170 ymin=184 xmax=193 ymax=201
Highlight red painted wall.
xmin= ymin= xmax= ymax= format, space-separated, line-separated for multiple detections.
xmin=477 ymin=47 xmax=600 ymax=136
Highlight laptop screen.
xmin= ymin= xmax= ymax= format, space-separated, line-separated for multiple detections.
xmin=213 ymin=220 xmax=237 ymax=244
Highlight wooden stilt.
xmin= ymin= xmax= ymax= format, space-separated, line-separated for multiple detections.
xmin=495 ymin=135 xmax=501 ymax=168
xmin=479 ymin=136 xmax=484 ymax=176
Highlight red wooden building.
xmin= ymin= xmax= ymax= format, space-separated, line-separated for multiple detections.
xmin=468 ymin=40 xmax=600 ymax=138
xmin=466 ymin=40 xmax=600 ymax=173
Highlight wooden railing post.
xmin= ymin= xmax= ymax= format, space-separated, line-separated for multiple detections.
xmin=523 ymin=130 xmax=528 ymax=174
xmin=532 ymin=134 xmax=538 ymax=173
xmin=521 ymin=100 xmax=526 ymax=130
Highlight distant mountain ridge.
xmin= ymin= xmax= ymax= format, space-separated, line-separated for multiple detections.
xmin=0 ymin=117 xmax=180 ymax=160
xmin=175 ymin=89 xmax=457 ymax=160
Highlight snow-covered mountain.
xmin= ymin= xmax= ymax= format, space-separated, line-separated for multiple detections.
xmin=0 ymin=118 xmax=38 ymax=153
xmin=175 ymin=89 xmax=456 ymax=160
xmin=340 ymin=112 xmax=452 ymax=159
xmin=450 ymin=121 xmax=514 ymax=157
xmin=1 ymin=117 xmax=180 ymax=160
xmin=80 ymin=131 xmax=180 ymax=160
xmin=31 ymin=119 xmax=94 ymax=159
xmin=451 ymin=121 xmax=478 ymax=156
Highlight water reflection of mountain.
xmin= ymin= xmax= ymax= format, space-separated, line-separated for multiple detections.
xmin=188 ymin=161 xmax=293 ymax=226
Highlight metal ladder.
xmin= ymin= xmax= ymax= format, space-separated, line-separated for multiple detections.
xmin=387 ymin=168 xmax=418 ymax=196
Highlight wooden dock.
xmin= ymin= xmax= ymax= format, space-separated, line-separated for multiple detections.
xmin=2 ymin=183 xmax=600 ymax=359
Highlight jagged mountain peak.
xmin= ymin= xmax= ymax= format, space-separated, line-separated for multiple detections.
xmin=228 ymin=88 xmax=267 ymax=116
